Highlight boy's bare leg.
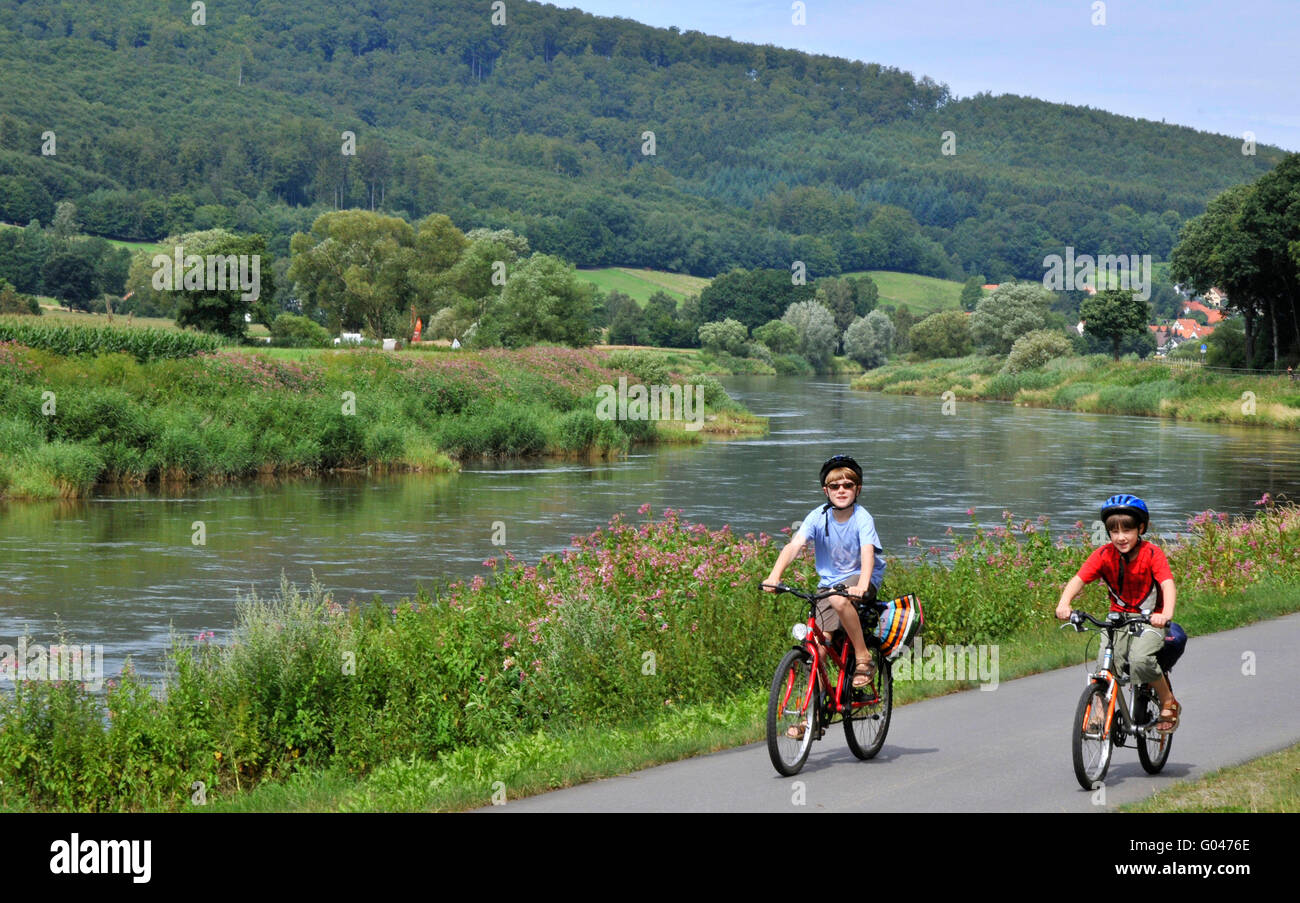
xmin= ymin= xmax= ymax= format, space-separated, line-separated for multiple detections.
xmin=1150 ymin=674 xmax=1174 ymax=707
xmin=1150 ymin=674 xmax=1179 ymax=731
xmin=828 ymin=595 xmax=870 ymax=666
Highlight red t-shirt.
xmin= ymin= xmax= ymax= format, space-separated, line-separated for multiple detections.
xmin=1076 ymin=541 xmax=1173 ymax=613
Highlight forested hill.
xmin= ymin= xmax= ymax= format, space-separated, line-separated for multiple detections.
xmin=0 ymin=0 xmax=1285 ymax=281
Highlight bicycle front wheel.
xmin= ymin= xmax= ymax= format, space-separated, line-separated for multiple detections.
xmin=1134 ymin=687 xmax=1173 ymax=774
xmin=844 ymin=647 xmax=892 ymax=760
xmin=767 ymin=648 xmax=819 ymax=776
xmin=1072 ymin=682 xmax=1113 ymax=791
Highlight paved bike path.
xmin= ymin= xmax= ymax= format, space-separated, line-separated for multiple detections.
xmin=495 ymin=613 xmax=1300 ymax=812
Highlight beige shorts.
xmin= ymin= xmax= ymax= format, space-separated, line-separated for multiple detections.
xmin=813 ymin=577 xmax=876 ymax=635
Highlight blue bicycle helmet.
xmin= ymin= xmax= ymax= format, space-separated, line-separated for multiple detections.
xmin=1100 ymin=493 xmax=1149 ymax=528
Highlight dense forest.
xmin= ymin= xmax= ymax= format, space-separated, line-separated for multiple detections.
xmin=0 ymin=0 xmax=1285 ymax=285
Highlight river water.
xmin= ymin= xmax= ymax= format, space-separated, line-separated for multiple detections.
xmin=2 ymin=376 xmax=1297 ymax=679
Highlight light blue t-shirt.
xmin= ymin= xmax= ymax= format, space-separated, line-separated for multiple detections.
xmin=796 ymin=504 xmax=886 ymax=589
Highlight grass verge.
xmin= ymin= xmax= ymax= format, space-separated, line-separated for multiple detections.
xmin=853 ymin=354 xmax=1300 ymax=430
xmin=1122 ymin=742 xmax=1300 ymax=813
xmin=0 ymin=342 xmax=764 ymax=499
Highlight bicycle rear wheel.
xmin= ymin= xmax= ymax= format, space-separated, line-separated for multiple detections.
xmin=767 ymin=648 xmax=819 ymax=776
xmin=1072 ymin=682 xmax=1113 ymax=790
xmin=843 ymin=647 xmax=891 ymax=760
xmin=1134 ymin=687 xmax=1173 ymax=774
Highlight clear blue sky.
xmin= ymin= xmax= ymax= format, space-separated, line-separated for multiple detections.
xmin=562 ymin=0 xmax=1300 ymax=152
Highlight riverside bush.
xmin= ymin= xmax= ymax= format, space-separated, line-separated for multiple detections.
xmin=1095 ymin=380 xmax=1182 ymax=415
xmin=771 ymin=353 xmax=814 ymax=375
xmin=1004 ymin=330 xmax=1074 ymax=374
xmin=603 ymin=349 xmax=671 ymax=385
xmin=983 ymin=369 xmax=1064 ymax=399
xmin=0 ymin=344 xmax=748 ymax=497
xmin=1052 ymin=382 xmax=1098 ymax=406
xmin=270 ymin=314 xmax=331 ymax=348
xmin=1 ymin=502 xmax=1298 ymax=810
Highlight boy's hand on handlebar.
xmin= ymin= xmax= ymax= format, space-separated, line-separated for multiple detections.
xmin=1054 ymin=602 xmax=1073 ymax=620
xmin=1150 ymin=612 xmax=1169 ymax=628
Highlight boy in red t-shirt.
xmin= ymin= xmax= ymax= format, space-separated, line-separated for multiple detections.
xmin=1055 ymin=494 xmax=1181 ymax=732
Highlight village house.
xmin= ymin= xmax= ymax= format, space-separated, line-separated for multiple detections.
xmin=1183 ymin=300 xmax=1223 ymax=323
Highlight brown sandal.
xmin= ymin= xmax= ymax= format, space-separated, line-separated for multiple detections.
xmin=1156 ymin=699 xmax=1181 ymax=733
xmin=852 ymin=658 xmax=876 ymax=689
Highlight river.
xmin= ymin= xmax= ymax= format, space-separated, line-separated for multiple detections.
xmin=2 ymin=376 xmax=1297 ymax=679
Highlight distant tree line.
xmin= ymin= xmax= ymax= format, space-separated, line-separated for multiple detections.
xmin=0 ymin=0 xmax=1286 ymax=287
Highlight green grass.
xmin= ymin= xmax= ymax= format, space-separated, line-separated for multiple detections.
xmin=848 ymin=270 xmax=966 ymax=316
xmin=0 ymin=343 xmax=763 ymax=498
xmin=854 ymin=354 xmax=1300 ymax=429
xmin=36 ymin=304 xmax=182 ymax=331
xmin=103 ymin=237 xmax=169 ymax=257
xmin=577 ymin=267 xmax=968 ymax=314
xmin=1122 ymin=742 xmax=1300 ymax=812
xmin=577 ymin=267 xmax=710 ymax=304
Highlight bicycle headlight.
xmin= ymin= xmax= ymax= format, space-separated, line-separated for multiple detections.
xmin=792 ymin=623 xmax=809 ymax=641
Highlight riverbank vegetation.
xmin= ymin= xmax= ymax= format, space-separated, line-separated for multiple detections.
xmin=2 ymin=498 xmax=1296 ymax=812
xmin=852 ymin=354 xmax=1300 ymax=429
xmin=0 ymin=339 xmax=762 ymax=500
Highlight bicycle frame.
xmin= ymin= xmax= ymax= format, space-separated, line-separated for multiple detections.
xmin=1080 ymin=617 xmax=1162 ymax=745
xmin=781 ymin=595 xmax=883 ymax=720
xmin=766 ymin=581 xmax=895 ymax=775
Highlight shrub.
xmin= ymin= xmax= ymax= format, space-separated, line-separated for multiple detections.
xmin=1052 ymin=382 xmax=1098 ymax=406
xmin=603 ymin=349 xmax=671 ymax=386
xmin=970 ymin=284 xmax=1050 ymax=354
xmin=689 ymin=374 xmax=737 ymax=412
xmin=0 ymin=280 xmax=39 ymax=315
xmin=771 ymin=353 xmax=814 ymax=375
xmin=27 ymin=441 xmax=104 ymax=493
xmin=697 ymin=319 xmax=748 ymax=355
xmin=0 ymin=417 xmax=41 ymax=456
xmin=437 ymin=403 xmax=547 ymax=457
xmin=908 ymin=310 xmax=972 ymax=360
xmin=843 ymin=309 xmax=894 ymax=369
xmin=270 ymin=314 xmax=331 ymax=348
xmin=1004 ymin=329 xmax=1075 ymax=373
xmin=752 ymin=319 xmax=799 ymax=354
xmin=781 ymin=301 xmax=839 ymax=370
xmin=554 ymin=408 xmax=629 ymax=454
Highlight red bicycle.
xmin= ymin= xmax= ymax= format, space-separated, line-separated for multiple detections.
xmin=762 ymin=582 xmax=892 ymax=776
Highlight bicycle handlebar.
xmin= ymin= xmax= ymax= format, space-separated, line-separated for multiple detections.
xmin=761 ymin=581 xmax=886 ymax=610
xmin=761 ymin=581 xmax=860 ymax=600
xmin=1064 ymin=610 xmax=1152 ymax=633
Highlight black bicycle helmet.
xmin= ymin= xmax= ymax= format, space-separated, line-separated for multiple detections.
xmin=1100 ymin=493 xmax=1150 ymax=528
xmin=819 ymin=454 xmax=863 ymax=487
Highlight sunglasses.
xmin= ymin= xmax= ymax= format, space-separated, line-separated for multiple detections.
xmin=824 ymin=481 xmax=858 ymax=491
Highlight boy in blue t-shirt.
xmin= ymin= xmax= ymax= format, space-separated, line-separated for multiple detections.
xmin=764 ymin=454 xmax=886 ymax=690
